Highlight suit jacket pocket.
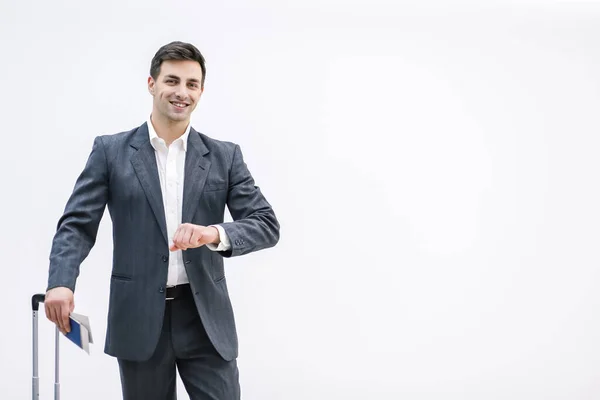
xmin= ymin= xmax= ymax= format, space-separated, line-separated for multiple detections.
xmin=204 ymin=181 xmax=227 ymax=192
xmin=111 ymin=273 xmax=132 ymax=281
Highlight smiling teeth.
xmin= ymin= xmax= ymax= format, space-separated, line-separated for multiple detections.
xmin=173 ymin=102 xmax=186 ymax=107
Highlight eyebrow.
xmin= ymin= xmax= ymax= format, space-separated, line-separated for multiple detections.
xmin=163 ymin=74 xmax=201 ymax=83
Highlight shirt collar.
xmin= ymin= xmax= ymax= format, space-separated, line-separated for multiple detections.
xmin=147 ymin=116 xmax=191 ymax=151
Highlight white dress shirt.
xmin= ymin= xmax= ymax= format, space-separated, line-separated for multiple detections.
xmin=147 ymin=118 xmax=231 ymax=287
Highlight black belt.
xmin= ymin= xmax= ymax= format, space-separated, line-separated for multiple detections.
xmin=165 ymin=284 xmax=190 ymax=301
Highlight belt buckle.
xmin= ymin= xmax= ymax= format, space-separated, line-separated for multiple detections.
xmin=166 ymin=285 xmax=175 ymax=301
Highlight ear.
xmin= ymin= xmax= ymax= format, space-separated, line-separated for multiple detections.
xmin=148 ymin=76 xmax=155 ymax=95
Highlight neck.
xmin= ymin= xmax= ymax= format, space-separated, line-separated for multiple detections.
xmin=150 ymin=113 xmax=189 ymax=146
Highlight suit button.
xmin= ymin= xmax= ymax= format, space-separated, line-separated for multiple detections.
xmin=162 ymin=256 xmax=168 ymax=262
xmin=159 ymin=287 xmax=165 ymax=293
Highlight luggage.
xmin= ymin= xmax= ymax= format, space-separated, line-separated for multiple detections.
xmin=31 ymin=293 xmax=60 ymax=400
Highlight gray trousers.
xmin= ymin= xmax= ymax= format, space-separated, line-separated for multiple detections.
xmin=117 ymin=285 xmax=241 ymax=400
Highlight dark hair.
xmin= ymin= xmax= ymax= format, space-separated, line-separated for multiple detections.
xmin=150 ymin=41 xmax=206 ymax=88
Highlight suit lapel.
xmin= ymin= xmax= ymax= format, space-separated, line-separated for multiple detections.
xmin=130 ymin=123 xmax=169 ymax=245
xmin=182 ymin=128 xmax=211 ymax=223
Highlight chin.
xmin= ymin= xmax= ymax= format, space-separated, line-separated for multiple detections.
xmin=167 ymin=113 xmax=189 ymax=122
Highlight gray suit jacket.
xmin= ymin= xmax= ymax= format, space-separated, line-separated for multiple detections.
xmin=47 ymin=122 xmax=280 ymax=362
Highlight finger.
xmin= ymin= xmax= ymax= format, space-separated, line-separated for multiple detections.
xmin=172 ymin=225 xmax=184 ymax=250
xmin=53 ymin=305 xmax=64 ymax=334
xmin=54 ymin=303 xmax=67 ymax=334
xmin=44 ymin=303 xmax=53 ymax=323
xmin=183 ymin=227 xmax=196 ymax=249
xmin=48 ymin=304 xmax=61 ymax=331
xmin=46 ymin=304 xmax=55 ymax=326
xmin=189 ymin=229 xmax=202 ymax=248
xmin=51 ymin=304 xmax=60 ymax=326
xmin=61 ymin=305 xmax=71 ymax=333
xmin=178 ymin=225 xmax=192 ymax=250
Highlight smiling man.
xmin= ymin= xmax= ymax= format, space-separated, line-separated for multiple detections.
xmin=43 ymin=41 xmax=280 ymax=400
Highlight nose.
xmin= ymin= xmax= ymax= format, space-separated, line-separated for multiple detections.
xmin=175 ymin=83 xmax=189 ymax=100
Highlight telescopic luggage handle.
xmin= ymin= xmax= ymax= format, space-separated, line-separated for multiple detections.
xmin=32 ymin=293 xmax=60 ymax=400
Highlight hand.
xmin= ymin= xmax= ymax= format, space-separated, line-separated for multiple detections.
xmin=44 ymin=287 xmax=74 ymax=335
xmin=170 ymin=223 xmax=220 ymax=252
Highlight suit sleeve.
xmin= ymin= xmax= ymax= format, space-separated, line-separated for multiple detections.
xmin=47 ymin=136 xmax=110 ymax=292
xmin=217 ymin=144 xmax=280 ymax=257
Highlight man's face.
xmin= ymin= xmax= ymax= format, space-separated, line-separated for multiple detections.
xmin=148 ymin=60 xmax=204 ymax=123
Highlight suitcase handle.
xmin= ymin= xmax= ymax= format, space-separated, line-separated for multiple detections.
xmin=32 ymin=293 xmax=60 ymax=400
xmin=32 ymin=294 xmax=45 ymax=311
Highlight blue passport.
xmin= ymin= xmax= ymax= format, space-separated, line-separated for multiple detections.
xmin=63 ymin=313 xmax=93 ymax=354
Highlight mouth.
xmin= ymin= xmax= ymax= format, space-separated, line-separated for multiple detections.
xmin=170 ymin=101 xmax=189 ymax=110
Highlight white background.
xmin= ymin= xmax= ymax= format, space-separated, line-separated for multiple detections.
xmin=1 ymin=0 xmax=600 ymax=399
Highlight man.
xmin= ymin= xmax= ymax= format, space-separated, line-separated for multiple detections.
xmin=44 ymin=41 xmax=280 ymax=399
